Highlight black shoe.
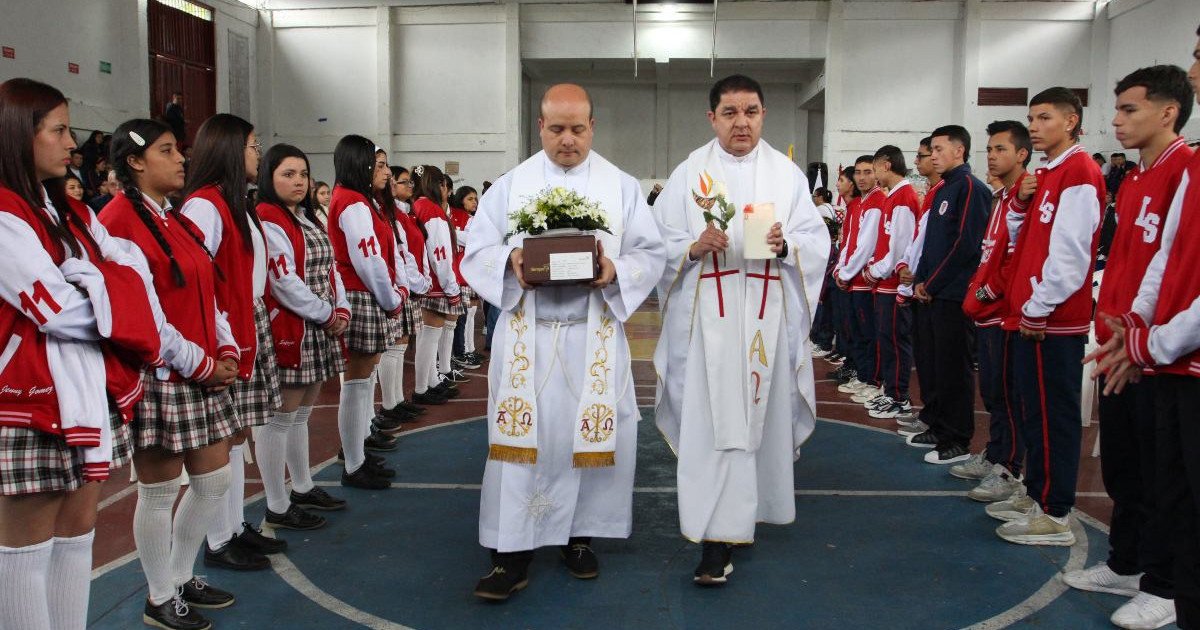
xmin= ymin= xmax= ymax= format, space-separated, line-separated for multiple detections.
xmin=925 ymin=442 xmax=972 ymax=465
xmin=363 ymin=452 xmax=396 ymax=479
xmin=364 ymin=431 xmax=398 ymax=452
xmin=291 ymin=487 xmax=347 ymax=511
xmin=473 ymin=556 xmax=531 ymax=601
xmin=341 ymin=464 xmax=391 ymax=490
xmin=905 ymin=430 xmax=940 ymax=449
xmin=372 ymin=413 xmax=407 ymax=435
xmin=236 ymin=522 xmax=288 ymax=555
xmin=266 ymin=504 xmax=326 ymax=531
xmin=560 ymin=537 xmax=599 ymax=579
xmin=377 ymin=403 xmax=419 ymax=423
xmin=144 ymin=591 xmax=212 ymax=630
xmin=180 ymin=577 xmax=234 ymax=609
xmin=448 ymin=369 xmax=471 ymax=383
xmin=693 ymin=542 xmax=734 ymax=586
xmin=397 ymin=400 xmax=427 ymax=416
xmin=203 ymin=540 xmax=270 ymax=571
xmin=412 ymin=390 xmax=448 ymax=405
xmin=433 ymin=379 xmax=461 ymax=399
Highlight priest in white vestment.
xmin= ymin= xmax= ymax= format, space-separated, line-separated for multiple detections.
xmin=462 ymin=84 xmax=666 ymax=601
xmin=654 ymin=75 xmax=830 ymax=585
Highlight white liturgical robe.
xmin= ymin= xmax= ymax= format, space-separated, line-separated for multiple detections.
xmin=653 ymin=139 xmax=830 ymax=543
xmin=462 ymin=150 xmax=666 ymax=552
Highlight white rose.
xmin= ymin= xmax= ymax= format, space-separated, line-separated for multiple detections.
xmin=713 ymin=181 xmax=728 ymax=199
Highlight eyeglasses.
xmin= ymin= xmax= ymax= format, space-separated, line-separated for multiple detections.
xmin=397 ymin=181 xmax=414 ymax=187
xmin=916 ymin=153 xmax=932 ymax=160
xmin=246 ymin=143 xmax=262 ymax=155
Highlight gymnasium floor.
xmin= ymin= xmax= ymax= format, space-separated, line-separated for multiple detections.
xmin=86 ymin=301 xmax=1171 ymax=629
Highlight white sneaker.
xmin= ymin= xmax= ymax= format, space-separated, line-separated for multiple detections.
xmin=1111 ymin=592 xmax=1176 ymax=630
xmin=968 ymin=466 xmax=1023 ymax=503
xmin=811 ymin=346 xmax=831 ymax=358
xmin=996 ymin=504 xmax=1075 ymax=546
xmin=837 ymin=378 xmax=868 ymax=394
xmin=985 ymin=487 xmax=1036 ymax=522
xmin=1061 ymin=563 xmax=1142 ymax=597
xmin=949 ymin=452 xmax=991 ymax=480
xmin=852 ymin=387 xmax=883 ymax=404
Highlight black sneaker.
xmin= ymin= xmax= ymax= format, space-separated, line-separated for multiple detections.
xmin=694 ymin=542 xmax=734 ymax=586
xmin=363 ymin=452 xmax=396 ymax=479
xmin=905 ymin=430 xmax=939 ymax=449
xmin=466 ymin=352 xmax=487 ymax=366
xmin=180 ymin=576 xmax=234 ymax=609
xmin=433 ymin=378 xmax=461 ymax=399
xmin=448 ymin=368 xmax=471 ymax=383
xmin=291 ymin=487 xmax=347 ymax=511
xmin=341 ymin=464 xmax=391 ymax=490
xmin=412 ymin=390 xmax=448 ymax=405
xmin=266 ymin=505 xmax=326 ymax=531
xmin=377 ymin=403 xmax=419 ymax=422
xmin=397 ymin=400 xmax=427 ymax=416
xmin=372 ymin=413 xmax=406 ymax=435
xmin=924 ymin=443 xmax=972 ymax=465
xmin=236 ymin=522 xmax=288 ymax=555
xmin=364 ymin=431 xmax=398 ymax=452
xmin=144 ymin=590 xmax=212 ymax=630
xmin=473 ymin=556 xmax=531 ymax=601
xmin=203 ymin=541 xmax=270 ymax=571
xmin=560 ymin=537 xmax=599 ymax=579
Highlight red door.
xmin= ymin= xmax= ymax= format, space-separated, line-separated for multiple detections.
xmin=147 ymin=0 xmax=216 ymax=147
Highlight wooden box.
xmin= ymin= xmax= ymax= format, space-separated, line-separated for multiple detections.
xmin=522 ymin=231 xmax=598 ymax=285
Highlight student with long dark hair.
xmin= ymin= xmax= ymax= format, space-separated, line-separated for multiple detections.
xmin=0 ymin=79 xmax=166 ymax=630
xmin=410 ymin=164 xmax=464 ymax=404
xmin=180 ymin=113 xmax=285 ymax=570
xmin=102 ymin=117 xmax=243 ymax=630
xmin=328 ymin=136 xmax=408 ymax=489
xmin=257 ymin=143 xmax=351 ymax=528
xmin=449 ymin=185 xmax=483 ymax=368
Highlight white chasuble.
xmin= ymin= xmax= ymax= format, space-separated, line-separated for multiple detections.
xmin=462 ymin=151 xmax=666 ymax=552
xmin=653 ymin=139 xmax=831 ymax=543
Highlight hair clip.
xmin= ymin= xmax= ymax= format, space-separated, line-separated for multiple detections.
xmin=129 ymin=131 xmax=146 ymax=147
xmin=414 ymin=165 xmax=425 ymax=177
xmin=374 ymin=145 xmax=383 ymax=153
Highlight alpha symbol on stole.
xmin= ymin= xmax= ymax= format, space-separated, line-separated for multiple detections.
xmin=749 ymin=330 xmax=769 ymax=368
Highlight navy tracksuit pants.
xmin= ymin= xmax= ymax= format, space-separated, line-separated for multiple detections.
xmin=849 ymin=290 xmax=877 ymax=385
xmin=872 ymin=293 xmax=911 ymax=402
xmin=978 ymin=326 xmax=1023 ymax=473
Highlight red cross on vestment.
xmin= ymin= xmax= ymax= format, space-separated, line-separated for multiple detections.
xmin=745 ymin=259 xmax=782 ymax=320
xmin=699 ymin=252 xmax=738 ymax=317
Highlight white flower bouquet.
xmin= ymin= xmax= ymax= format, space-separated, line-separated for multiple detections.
xmin=507 ymin=186 xmax=611 ymax=240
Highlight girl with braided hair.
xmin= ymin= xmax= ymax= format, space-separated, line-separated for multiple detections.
xmin=99 ymin=117 xmax=241 ymax=630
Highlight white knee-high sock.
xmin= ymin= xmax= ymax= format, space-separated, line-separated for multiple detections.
xmin=48 ymin=530 xmax=94 ymax=630
xmin=338 ymin=378 xmax=371 ymax=473
xmin=287 ymin=406 xmax=315 ymax=494
xmin=256 ymin=411 xmax=295 ymax=514
xmin=363 ymin=371 xmax=379 ymax=434
xmin=206 ymin=444 xmax=244 ymax=550
xmin=438 ymin=323 xmax=455 ymax=375
xmin=171 ymin=465 xmax=231 ymax=589
xmin=134 ymin=477 xmax=181 ymax=605
xmin=0 ymin=539 xmax=52 ymax=630
xmin=465 ymin=306 xmax=478 ymax=354
xmin=379 ymin=345 xmax=406 ymax=409
xmin=415 ymin=325 xmax=441 ymax=393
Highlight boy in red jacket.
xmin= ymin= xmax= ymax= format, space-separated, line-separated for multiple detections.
xmin=990 ymin=88 xmax=1104 ymax=547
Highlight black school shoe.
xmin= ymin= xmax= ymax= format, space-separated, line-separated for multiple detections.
xmin=372 ymin=413 xmax=407 ymax=435
xmin=560 ymin=537 xmax=599 ymax=579
xmin=236 ymin=522 xmax=288 ymax=554
xmin=203 ymin=540 xmax=270 ymax=571
xmin=180 ymin=577 xmax=234 ymax=609
xmin=363 ymin=452 xmax=396 ymax=479
xmin=144 ymin=590 xmax=212 ymax=630
xmin=341 ymin=464 xmax=391 ymax=490
xmin=266 ymin=504 xmax=326 ymax=531
xmin=397 ymin=400 xmax=428 ymax=416
xmin=411 ymin=389 xmax=448 ymax=405
xmin=290 ymin=487 xmax=347 ymax=511
xmin=364 ymin=431 xmax=398 ymax=452
xmin=474 ymin=551 xmax=533 ymax=601
xmin=693 ymin=542 xmax=734 ymax=586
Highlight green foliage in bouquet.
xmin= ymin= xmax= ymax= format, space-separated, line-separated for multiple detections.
xmin=506 ymin=186 xmax=611 ymax=240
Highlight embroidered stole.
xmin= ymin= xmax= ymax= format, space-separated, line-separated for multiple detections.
xmin=489 ymin=152 xmax=625 ymax=467
xmin=685 ymin=139 xmax=794 ymax=452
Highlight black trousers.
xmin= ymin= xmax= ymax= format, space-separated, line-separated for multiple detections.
xmin=1099 ymin=375 xmax=1173 ymax=598
xmin=924 ymin=299 xmax=975 ymax=449
xmin=978 ymin=326 xmax=1023 ymax=473
xmin=811 ymin=277 xmax=836 ymax=350
xmin=912 ymin=300 xmax=938 ymax=423
xmin=849 ymin=290 xmax=877 ymax=386
xmin=1154 ymin=375 xmax=1200 ymax=627
xmin=833 ymin=287 xmax=855 ymax=372
xmin=873 ymin=293 xmax=912 ymax=401
xmin=1011 ymin=334 xmax=1085 ymax=518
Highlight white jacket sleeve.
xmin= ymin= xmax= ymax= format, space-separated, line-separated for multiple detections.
xmin=898 ymin=212 xmax=928 ymax=272
xmin=263 ymin=221 xmax=334 ymax=325
xmin=332 ymin=267 xmax=351 ymax=312
xmin=1130 ymin=170 xmax=1188 ymax=324
xmin=178 ymin=197 xmax=223 ymax=255
xmin=340 ymin=202 xmax=404 ymax=313
xmin=0 ymin=213 xmax=99 ymax=341
xmin=838 ymin=208 xmax=880 ymax=281
xmin=424 ymin=215 xmax=461 ymax=297
xmin=1144 ymin=297 xmax=1200 ymax=367
xmin=869 ymin=205 xmax=915 ymax=280
xmin=1022 ymin=184 xmax=1101 ymax=319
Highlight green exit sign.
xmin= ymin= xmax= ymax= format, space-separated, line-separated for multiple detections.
xmin=99 ymin=61 xmax=111 ymax=74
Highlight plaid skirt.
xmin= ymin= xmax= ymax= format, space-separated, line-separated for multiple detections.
xmin=278 ymin=319 xmax=347 ymax=387
xmin=397 ymin=295 xmax=423 ymax=338
xmin=231 ymin=299 xmax=283 ymax=428
xmin=134 ymin=373 xmax=238 ymax=454
xmin=0 ymin=406 xmax=132 ymax=496
xmin=346 ymin=290 xmax=395 ymax=354
xmin=420 ymin=294 xmax=466 ymax=317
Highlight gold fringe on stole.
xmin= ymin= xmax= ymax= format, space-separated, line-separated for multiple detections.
xmin=489 ymin=445 xmax=538 ymax=464
xmin=573 ymin=452 xmax=615 ymax=468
